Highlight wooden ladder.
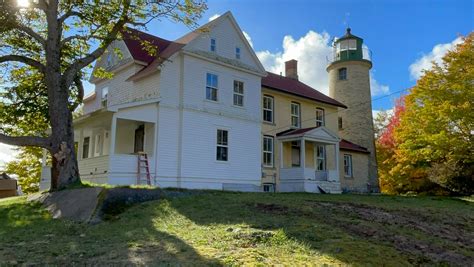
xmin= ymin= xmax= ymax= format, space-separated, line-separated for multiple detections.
xmin=137 ymin=152 xmax=151 ymax=185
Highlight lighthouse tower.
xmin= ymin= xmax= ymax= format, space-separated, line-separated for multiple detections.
xmin=327 ymin=28 xmax=379 ymax=192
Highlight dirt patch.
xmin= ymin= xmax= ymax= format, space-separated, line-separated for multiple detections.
xmin=251 ymin=203 xmax=290 ymax=215
xmin=305 ymin=201 xmax=473 ymax=266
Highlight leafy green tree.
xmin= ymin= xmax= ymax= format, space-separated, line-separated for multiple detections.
xmin=393 ymin=33 xmax=474 ymax=195
xmin=0 ymin=0 xmax=206 ymax=190
xmin=4 ymin=147 xmax=44 ymax=194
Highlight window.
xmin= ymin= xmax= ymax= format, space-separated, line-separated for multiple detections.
xmin=95 ymin=134 xmax=101 ymax=154
xmin=344 ymin=154 xmax=353 ymax=177
xmin=263 ymin=136 xmax=274 ymax=167
xmin=233 ymin=80 xmax=244 ymax=106
xmin=291 ymin=102 xmax=301 ymax=128
xmin=291 ymin=141 xmax=301 ymax=167
xmin=235 ymin=47 xmax=241 ymax=59
xmin=210 ymin=38 xmax=216 ymax=52
xmin=340 ymin=40 xmax=349 ymax=51
xmin=106 ymin=54 xmax=112 ymax=67
xmin=338 ymin=117 xmax=343 ymax=130
xmin=263 ymin=95 xmax=274 ymax=123
xmin=316 ymin=108 xmax=325 ymax=127
xmin=263 ymin=183 xmax=275 ymax=192
xmin=82 ymin=137 xmax=90 ymax=159
xmin=101 ymin=87 xmax=109 ymax=107
xmin=316 ymin=145 xmax=326 ymax=171
xmin=349 ymin=39 xmax=357 ymax=50
xmin=206 ymin=73 xmax=218 ymax=101
xmin=338 ymin=68 xmax=347 ymax=80
xmin=216 ymin=129 xmax=228 ymax=161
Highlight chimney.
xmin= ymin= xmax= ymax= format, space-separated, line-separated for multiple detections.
xmin=285 ymin=59 xmax=298 ymax=80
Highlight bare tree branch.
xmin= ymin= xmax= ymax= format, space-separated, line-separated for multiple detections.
xmin=0 ymin=55 xmax=46 ymax=73
xmin=0 ymin=133 xmax=50 ymax=148
xmin=15 ymin=23 xmax=46 ymax=47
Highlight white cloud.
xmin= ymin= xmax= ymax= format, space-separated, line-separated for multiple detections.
xmin=242 ymin=31 xmax=253 ymax=48
xmin=409 ymin=37 xmax=463 ymax=80
xmin=372 ymin=109 xmax=394 ymax=120
xmin=370 ymin=72 xmax=390 ymax=96
xmin=0 ymin=143 xmax=17 ymax=168
xmin=208 ymin=14 xmax=220 ymax=21
xmin=254 ymin=30 xmax=389 ymax=96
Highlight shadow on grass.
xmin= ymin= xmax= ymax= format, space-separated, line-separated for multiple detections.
xmin=0 ymin=198 xmax=221 ymax=266
xmin=166 ymin=191 xmax=474 ymax=266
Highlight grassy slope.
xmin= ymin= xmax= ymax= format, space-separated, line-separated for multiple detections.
xmin=0 ymin=192 xmax=473 ymax=266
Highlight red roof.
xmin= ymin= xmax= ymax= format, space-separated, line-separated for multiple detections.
xmin=276 ymin=127 xmax=319 ymax=137
xmin=122 ymin=28 xmax=173 ymax=64
xmin=340 ymin=139 xmax=369 ymax=153
xmin=262 ymin=72 xmax=346 ymax=108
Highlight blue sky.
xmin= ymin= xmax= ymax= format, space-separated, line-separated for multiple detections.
xmin=1 ymin=0 xmax=472 ymax=166
xmin=136 ymin=0 xmax=472 ymax=112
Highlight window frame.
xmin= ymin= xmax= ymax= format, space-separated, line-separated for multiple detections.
xmin=316 ymin=145 xmax=326 ymax=171
xmin=233 ymin=80 xmax=244 ymax=107
xmin=316 ymin=108 xmax=325 ymax=127
xmin=82 ymin=136 xmax=90 ymax=159
xmin=338 ymin=68 xmax=347 ymax=80
xmin=338 ymin=117 xmax=343 ymax=130
xmin=216 ymin=129 xmax=229 ymax=162
xmin=235 ymin=47 xmax=241 ymax=59
xmin=262 ymin=95 xmax=274 ymax=123
xmin=206 ymin=73 xmax=218 ymax=101
xmin=210 ymin=38 xmax=216 ymax=52
xmin=344 ymin=154 xmax=353 ymax=177
xmin=291 ymin=102 xmax=301 ymax=128
xmin=262 ymin=135 xmax=274 ymax=168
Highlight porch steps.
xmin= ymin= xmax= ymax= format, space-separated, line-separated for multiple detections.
xmin=316 ymin=181 xmax=342 ymax=194
xmin=137 ymin=152 xmax=152 ymax=185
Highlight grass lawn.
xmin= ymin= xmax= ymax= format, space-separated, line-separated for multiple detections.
xmin=0 ymin=191 xmax=473 ymax=266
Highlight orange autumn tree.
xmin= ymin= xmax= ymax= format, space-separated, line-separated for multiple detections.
xmin=377 ymin=33 xmax=473 ymax=195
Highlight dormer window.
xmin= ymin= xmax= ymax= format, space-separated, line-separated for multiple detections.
xmin=338 ymin=68 xmax=347 ymax=80
xmin=101 ymin=87 xmax=109 ymax=107
xmin=235 ymin=47 xmax=241 ymax=59
xmin=210 ymin=38 xmax=216 ymax=52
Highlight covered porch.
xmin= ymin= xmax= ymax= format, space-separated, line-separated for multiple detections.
xmin=73 ymin=104 xmax=158 ymax=185
xmin=277 ymin=126 xmax=341 ymax=193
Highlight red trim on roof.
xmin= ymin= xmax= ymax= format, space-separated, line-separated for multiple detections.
xmin=340 ymin=139 xmax=369 ymax=153
xmin=262 ymin=72 xmax=347 ymax=108
xmin=122 ymin=28 xmax=173 ymax=64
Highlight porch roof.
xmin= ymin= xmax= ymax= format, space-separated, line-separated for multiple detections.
xmin=276 ymin=126 xmax=340 ymax=143
xmin=340 ymin=139 xmax=369 ymax=154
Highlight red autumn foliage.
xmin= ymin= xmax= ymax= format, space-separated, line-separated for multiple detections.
xmin=378 ymin=96 xmax=406 ymax=148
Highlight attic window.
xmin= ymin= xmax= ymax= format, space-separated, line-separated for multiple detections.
xmin=210 ymin=38 xmax=216 ymax=52
xmin=235 ymin=47 xmax=241 ymax=59
xmin=106 ymin=54 xmax=112 ymax=67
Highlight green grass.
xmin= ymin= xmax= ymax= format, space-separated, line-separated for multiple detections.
xmin=0 ymin=192 xmax=473 ymax=266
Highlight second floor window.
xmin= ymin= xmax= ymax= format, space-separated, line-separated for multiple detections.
xmin=210 ymin=38 xmax=216 ymax=52
xmin=316 ymin=108 xmax=325 ymax=127
xmin=338 ymin=117 xmax=343 ymax=130
xmin=338 ymin=68 xmax=347 ymax=80
xmin=263 ymin=95 xmax=274 ymax=123
xmin=216 ymin=129 xmax=228 ymax=161
xmin=235 ymin=47 xmax=241 ymax=59
xmin=291 ymin=102 xmax=301 ymax=128
xmin=206 ymin=73 xmax=218 ymax=101
xmin=233 ymin=81 xmax=244 ymax=106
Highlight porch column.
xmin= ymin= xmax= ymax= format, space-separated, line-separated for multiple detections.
xmin=109 ymin=114 xmax=117 ymax=155
xmin=42 ymin=148 xmax=48 ymax=167
xmin=334 ymin=142 xmax=340 ymax=182
xmin=77 ymin=128 xmax=84 ymax=160
xmin=280 ymin=141 xmax=284 ymax=168
xmin=300 ymin=138 xmax=305 ymax=168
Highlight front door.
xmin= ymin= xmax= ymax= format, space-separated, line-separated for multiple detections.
xmin=134 ymin=125 xmax=145 ymax=153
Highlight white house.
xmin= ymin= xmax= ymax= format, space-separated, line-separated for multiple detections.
xmin=66 ymin=12 xmax=267 ymax=191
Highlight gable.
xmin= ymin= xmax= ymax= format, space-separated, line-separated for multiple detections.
xmin=90 ymin=40 xmax=134 ymax=83
xmin=183 ymin=12 xmax=266 ymax=76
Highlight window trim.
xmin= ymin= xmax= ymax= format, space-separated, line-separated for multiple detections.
xmin=210 ymin=38 xmax=216 ymax=52
xmin=316 ymin=108 xmax=325 ymax=127
xmin=338 ymin=68 xmax=347 ymax=80
xmin=82 ymin=136 xmax=90 ymax=159
xmin=235 ymin=46 xmax=241 ymax=59
xmin=291 ymin=102 xmax=301 ymax=128
xmin=263 ymin=95 xmax=274 ymax=123
xmin=233 ymin=80 xmax=244 ymax=107
xmin=206 ymin=73 xmax=218 ymax=101
xmin=262 ymin=135 xmax=274 ymax=168
xmin=216 ymin=129 xmax=229 ymax=162
xmin=344 ymin=154 xmax=353 ymax=177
